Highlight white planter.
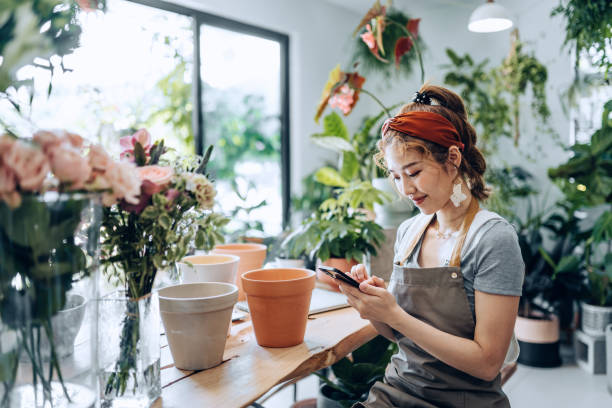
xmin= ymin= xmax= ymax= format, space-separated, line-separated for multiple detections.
xmin=372 ymin=177 xmax=414 ymax=228
xmin=159 ymin=282 xmax=238 ymax=370
xmin=581 ymin=303 xmax=612 ymax=337
xmin=177 ymin=254 xmax=240 ymax=285
xmin=272 ymin=257 xmax=305 ymax=268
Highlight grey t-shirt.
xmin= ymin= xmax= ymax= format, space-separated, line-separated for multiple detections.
xmin=393 ymin=210 xmax=525 ymax=319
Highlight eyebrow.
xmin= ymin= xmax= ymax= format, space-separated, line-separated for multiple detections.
xmin=390 ymin=161 xmax=421 ymax=173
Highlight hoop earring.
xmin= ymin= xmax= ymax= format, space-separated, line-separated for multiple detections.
xmin=450 ymin=180 xmax=467 ymax=207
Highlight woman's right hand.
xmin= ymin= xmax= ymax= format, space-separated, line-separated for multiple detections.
xmin=349 ymin=264 xmax=369 ymax=283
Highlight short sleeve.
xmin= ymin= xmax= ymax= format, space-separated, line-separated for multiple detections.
xmin=473 ymin=221 xmax=524 ymax=296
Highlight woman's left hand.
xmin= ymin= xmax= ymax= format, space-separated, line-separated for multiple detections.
xmin=338 ymin=276 xmax=400 ymax=324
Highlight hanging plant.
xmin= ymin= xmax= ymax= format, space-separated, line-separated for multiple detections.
xmin=495 ymin=29 xmax=551 ymax=146
xmin=351 ymin=0 xmax=425 ymax=82
xmin=551 ymin=0 xmax=612 ymax=76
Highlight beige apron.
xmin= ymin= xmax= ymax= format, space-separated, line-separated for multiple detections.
xmin=355 ymin=198 xmax=510 ymax=408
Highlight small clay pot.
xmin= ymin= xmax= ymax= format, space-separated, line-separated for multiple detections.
xmin=177 ymin=254 xmax=240 ymax=285
xmin=317 ymin=258 xmax=359 ymax=292
xmin=158 ymin=282 xmax=238 ymax=370
xmin=242 ymin=268 xmax=315 ymax=347
xmin=212 ymin=243 xmax=267 ymax=301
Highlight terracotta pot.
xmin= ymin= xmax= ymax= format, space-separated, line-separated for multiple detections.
xmin=177 ymin=254 xmax=240 ymax=284
xmin=242 ymin=268 xmax=315 ymax=347
xmin=317 ymin=258 xmax=359 ymax=292
xmin=212 ymin=243 xmax=267 ymax=301
xmin=158 ymin=282 xmax=238 ymax=370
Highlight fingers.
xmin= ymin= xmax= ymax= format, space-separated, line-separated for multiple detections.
xmin=349 ymin=264 xmax=369 ymax=282
xmin=364 ymin=276 xmax=387 ymax=288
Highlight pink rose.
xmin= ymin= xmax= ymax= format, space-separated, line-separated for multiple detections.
xmin=120 ymin=180 xmax=154 ymax=214
xmin=119 ymin=129 xmax=152 ymax=163
xmin=137 ymin=165 xmax=173 ymax=189
xmin=101 ymin=161 xmax=141 ymax=206
xmin=48 ymin=145 xmax=92 ymax=190
xmin=0 ymin=191 xmax=21 ymax=208
xmin=89 ymin=144 xmax=113 ymax=171
xmin=0 ymin=134 xmax=15 ymax=154
xmin=0 ymin=165 xmax=16 ymax=194
xmin=33 ymin=130 xmax=83 ymax=153
xmin=165 ymin=188 xmax=180 ymax=203
xmin=3 ymin=141 xmax=49 ymax=191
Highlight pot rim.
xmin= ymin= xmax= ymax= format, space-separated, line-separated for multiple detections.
xmin=178 ymin=254 xmax=240 ymax=266
xmin=213 ymin=243 xmax=267 ymax=253
xmin=242 ymin=268 xmax=315 ymax=283
xmin=159 ymin=282 xmax=238 ymax=301
xmin=580 ymin=302 xmax=612 ymax=310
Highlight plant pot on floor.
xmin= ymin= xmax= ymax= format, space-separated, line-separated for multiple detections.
xmin=158 ymin=282 xmax=238 ymax=370
xmin=515 ymin=313 xmax=562 ymax=368
xmin=317 ymin=258 xmax=359 ymax=292
xmin=581 ymin=302 xmax=612 ymax=337
xmin=212 ymin=243 xmax=267 ymax=301
xmin=242 ymin=268 xmax=315 ymax=347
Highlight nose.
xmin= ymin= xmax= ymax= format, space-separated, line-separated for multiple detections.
xmin=397 ymin=175 xmax=416 ymax=197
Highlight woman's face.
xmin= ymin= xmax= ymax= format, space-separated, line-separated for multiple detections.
xmin=385 ymin=144 xmax=458 ymax=215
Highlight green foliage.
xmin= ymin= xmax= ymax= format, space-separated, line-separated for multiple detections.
xmin=548 ymin=99 xmax=612 ymax=207
xmin=443 ymin=39 xmax=551 ymax=152
xmin=512 ymin=200 xmax=585 ymax=317
xmin=351 ymin=9 xmax=425 ymax=80
xmin=0 ymin=193 xmax=97 ymax=403
xmin=291 ymin=170 xmax=335 ymax=215
xmin=0 ymin=0 xmax=106 ymax=99
xmin=443 ymin=49 xmax=511 ymax=155
xmin=315 ymin=336 xmax=398 ymax=407
xmin=551 ymin=0 xmax=612 ymax=75
xmin=484 ymin=166 xmax=536 ymax=218
xmin=148 ymin=59 xmax=194 ymax=153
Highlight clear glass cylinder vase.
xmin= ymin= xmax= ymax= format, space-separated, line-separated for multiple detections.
xmin=98 ymin=291 xmax=161 ymax=408
xmin=0 ymin=192 xmax=102 ymax=408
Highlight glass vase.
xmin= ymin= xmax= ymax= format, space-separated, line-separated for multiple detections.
xmin=0 ymin=192 xmax=101 ymax=408
xmin=98 ymin=291 xmax=161 ymax=408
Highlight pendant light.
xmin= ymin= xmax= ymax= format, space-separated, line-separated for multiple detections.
xmin=468 ymin=0 xmax=513 ymax=33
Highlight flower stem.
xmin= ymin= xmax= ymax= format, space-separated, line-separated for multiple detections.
xmin=360 ymin=89 xmax=391 ymax=118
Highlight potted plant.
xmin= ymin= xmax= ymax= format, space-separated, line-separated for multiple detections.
xmin=548 ymin=99 xmax=612 ymax=338
xmin=315 ymin=335 xmax=397 ymax=408
xmin=512 ymin=199 xmax=585 ymax=368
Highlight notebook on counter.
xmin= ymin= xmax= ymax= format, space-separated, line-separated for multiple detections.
xmin=236 ymin=287 xmax=350 ymax=316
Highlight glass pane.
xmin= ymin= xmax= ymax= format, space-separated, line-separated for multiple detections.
xmin=21 ymin=0 xmax=194 ymax=155
xmin=200 ymin=25 xmax=282 ymax=238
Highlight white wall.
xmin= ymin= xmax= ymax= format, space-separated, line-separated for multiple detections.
xmin=169 ymin=0 xmax=574 ymax=210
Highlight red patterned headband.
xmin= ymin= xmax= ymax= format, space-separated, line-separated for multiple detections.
xmin=381 ymin=111 xmax=465 ymax=151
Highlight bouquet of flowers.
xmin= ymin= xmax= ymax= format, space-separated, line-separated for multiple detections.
xmin=0 ymin=130 xmax=139 ymax=407
xmin=100 ymin=129 xmax=227 ymax=399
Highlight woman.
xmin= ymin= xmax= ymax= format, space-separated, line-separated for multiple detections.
xmin=339 ymin=85 xmax=524 ymax=408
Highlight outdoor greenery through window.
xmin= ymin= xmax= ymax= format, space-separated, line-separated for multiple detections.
xmin=1 ymin=0 xmax=287 ymax=239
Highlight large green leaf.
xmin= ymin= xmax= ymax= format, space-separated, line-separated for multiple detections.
xmin=315 ymin=167 xmax=349 ymax=188
xmin=323 ymin=112 xmax=349 ymax=140
xmin=340 ymin=151 xmax=360 ymax=182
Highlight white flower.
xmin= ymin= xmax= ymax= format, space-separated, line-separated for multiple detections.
xmin=183 ymin=172 xmax=216 ymax=209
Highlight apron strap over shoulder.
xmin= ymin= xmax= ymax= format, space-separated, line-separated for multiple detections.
xmin=449 ymin=197 xmax=480 ymax=267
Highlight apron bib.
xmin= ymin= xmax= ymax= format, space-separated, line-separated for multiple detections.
xmin=355 ymin=198 xmax=510 ymax=408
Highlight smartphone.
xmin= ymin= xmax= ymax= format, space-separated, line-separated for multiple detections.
xmin=317 ymin=265 xmax=361 ymax=289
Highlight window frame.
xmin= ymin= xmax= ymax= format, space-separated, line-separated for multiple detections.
xmin=129 ymin=0 xmax=291 ymax=229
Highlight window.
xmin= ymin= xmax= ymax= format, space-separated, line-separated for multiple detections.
xmin=9 ymin=0 xmax=290 ymax=236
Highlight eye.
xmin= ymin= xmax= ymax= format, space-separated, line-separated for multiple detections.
xmin=407 ymin=170 xmax=421 ymax=178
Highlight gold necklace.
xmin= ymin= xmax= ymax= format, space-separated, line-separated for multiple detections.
xmin=434 ymin=219 xmax=458 ymax=240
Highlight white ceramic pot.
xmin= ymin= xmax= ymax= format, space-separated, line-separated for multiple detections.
xmin=581 ymin=302 xmax=612 ymax=337
xmin=273 ymin=258 xmax=305 ymax=269
xmin=158 ymin=282 xmax=238 ymax=370
xmin=177 ymin=254 xmax=240 ymax=285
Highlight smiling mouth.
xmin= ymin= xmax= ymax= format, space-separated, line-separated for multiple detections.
xmin=411 ymin=195 xmax=427 ymax=204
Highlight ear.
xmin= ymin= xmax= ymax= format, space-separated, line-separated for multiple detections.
xmin=447 ymin=146 xmax=462 ymax=168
